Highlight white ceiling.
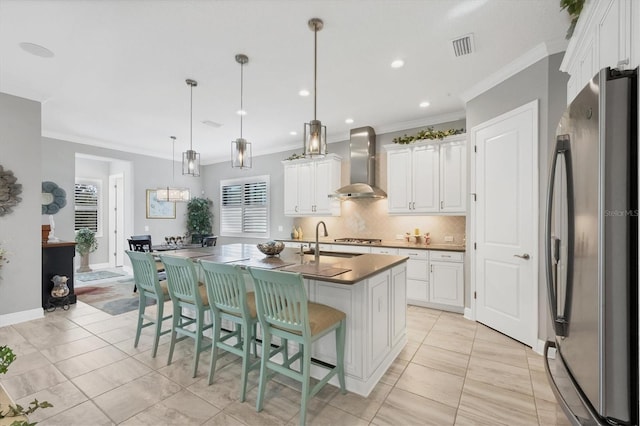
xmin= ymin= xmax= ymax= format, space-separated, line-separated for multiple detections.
xmin=0 ymin=0 xmax=569 ymax=164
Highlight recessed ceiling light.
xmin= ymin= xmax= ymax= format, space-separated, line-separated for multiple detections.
xmin=419 ymin=101 xmax=430 ymax=108
xmin=345 ymin=118 xmax=354 ymax=124
xmin=299 ymin=89 xmax=310 ymax=97
xmin=236 ymin=109 xmax=247 ymax=116
xmin=290 ymin=131 xmax=297 ymax=136
xmin=19 ymin=42 xmax=54 ymax=58
xmin=202 ymin=120 xmax=222 ymax=128
xmin=391 ymin=59 xmax=404 ymax=69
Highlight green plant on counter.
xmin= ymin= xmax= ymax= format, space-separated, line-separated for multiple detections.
xmin=186 ymin=197 xmax=213 ymax=243
xmin=1 ymin=345 xmax=52 ymax=425
xmin=392 ymin=126 xmax=465 ymax=144
xmin=560 ymin=0 xmax=585 ymax=39
xmin=74 ymin=227 xmax=97 ymax=256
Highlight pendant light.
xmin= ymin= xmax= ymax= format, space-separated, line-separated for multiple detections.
xmin=231 ymin=54 xmax=252 ymax=168
xmin=182 ymin=78 xmax=200 ymax=176
xmin=157 ymin=136 xmax=190 ymax=202
xmin=303 ymin=17 xmax=327 ymax=157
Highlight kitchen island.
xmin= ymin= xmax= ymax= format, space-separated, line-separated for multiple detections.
xmin=164 ymin=243 xmax=408 ymax=397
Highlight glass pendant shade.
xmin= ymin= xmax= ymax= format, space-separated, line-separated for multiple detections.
xmin=304 ymin=119 xmax=327 ymax=157
xmin=232 ymin=138 xmax=252 ymax=168
xmin=156 ymin=187 xmax=190 ymax=202
xmin=303 ymin=18 xmax=327 ymax=157
xmin=231 ymin=54 xmax=252 ymax=169
xmin=157 ymin=135 xmax=190 ymax=202
xmin=182 ymin=78 xmax=200 ymax=176
xmin=182 ymin=149 xmax=200 ymax=176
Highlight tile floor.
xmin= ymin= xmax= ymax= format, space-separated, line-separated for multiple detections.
xmin=0 ymin=280 xmax=571 ymax=425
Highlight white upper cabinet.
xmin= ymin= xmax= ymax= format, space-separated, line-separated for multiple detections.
xmin=562 ymin=0 xmax=636 ymax=103
xmin=282 ymin=153 xmax=341 ymax=217
xmin=439 ymin=137 xmax=467 ymax=212
xmin=384 ymin=134 xmax=466 ymax=215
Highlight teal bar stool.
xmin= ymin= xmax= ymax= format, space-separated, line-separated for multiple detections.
xmin=199 ymin=260 xmax=260 ymax=402
xmin=125 ymin=250 xmax=172 ymax=358
xmin=160 ymin=254 xmax=213 ymax=378
xmin=247 ymin=267 xmax=347 ymax=425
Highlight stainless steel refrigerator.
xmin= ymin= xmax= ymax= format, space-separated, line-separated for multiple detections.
xmin=545 ymin=67 xmax=638 ymax=425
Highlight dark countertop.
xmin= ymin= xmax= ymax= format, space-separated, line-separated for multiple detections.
xmin=278 ymin=238 xmax=466 ymax=252
xmin=159 ymin=243 xmax=409 ymax=285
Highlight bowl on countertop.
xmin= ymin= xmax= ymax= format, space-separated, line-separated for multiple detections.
xmin=257 ymin=241 xmax=285 ymax=256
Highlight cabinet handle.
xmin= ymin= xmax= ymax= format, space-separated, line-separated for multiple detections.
xmin=295 ymin=205 xmax=298 ymax=212
xmin=430 ymin=264 xmax=433 ymax=273
xmin=440 ymin=200 xmax=444 ymax=209
xmin=408 ymin=252 xmax=418 ymax=256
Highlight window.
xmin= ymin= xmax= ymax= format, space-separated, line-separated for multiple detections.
xmin=220 ymin=175 xmax=269 ymax=238
xmin=74 ymin=180 xmax=102 ymax=235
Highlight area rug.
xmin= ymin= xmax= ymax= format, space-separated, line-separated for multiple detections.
xmin=74 ymin=278 xmax=155 ymax=315
xmin=75 ymin=270 xmax=126 ymax=282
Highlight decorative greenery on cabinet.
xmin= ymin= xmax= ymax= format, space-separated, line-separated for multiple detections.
xmin=392 ymin=126 xmax=465 ymax=144
xmin=560 ymin=0 xmax=585 ymax=39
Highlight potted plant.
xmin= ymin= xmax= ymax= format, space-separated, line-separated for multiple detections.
xmin=1 ymin=345 xmax=52 ymax=425
xmin=186 ymin=197 xmax=213 ymax=244
xmin=75 ymin=227 xmax=98 ymax=273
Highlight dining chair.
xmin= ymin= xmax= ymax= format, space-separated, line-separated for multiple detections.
xmin=198 ymin=260 xmax=260 ymax=402
xmin=247 ymin=267 xmax=347 ymax=425
xmin=128 ymin=234 xmax=164 ymax=293
xmin=125 ymin=250 xmax=172 ymax=358
xmin=159 ymin=254 xmax=213 ymax=378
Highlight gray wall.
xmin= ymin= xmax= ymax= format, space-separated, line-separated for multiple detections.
xmin=465 ymin=52 xmax=568 ymax=341
xmin=0 ymin=93 xmax=42 ymax=320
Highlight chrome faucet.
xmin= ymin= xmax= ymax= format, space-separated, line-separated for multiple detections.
xmin=314 ymin=221 xmax=328 ymax=263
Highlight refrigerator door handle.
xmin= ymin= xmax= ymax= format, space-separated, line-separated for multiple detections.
xmin=545 ymin=135 xmax=575 ymax=337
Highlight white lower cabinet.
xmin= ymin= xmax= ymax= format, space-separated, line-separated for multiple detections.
xmin=400 ymin=248 xmax=464 ymax=313
xmin=399 ymin=248 xmax=429 ymax=304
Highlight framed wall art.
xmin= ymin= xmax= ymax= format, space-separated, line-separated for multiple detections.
xmin=146 ymin=189 xmax=176 ymax=219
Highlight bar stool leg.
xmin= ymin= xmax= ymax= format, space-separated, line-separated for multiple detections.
xmin=256 ymin=329 xmax=271 ymax=412
xmin=336 ymin=319 xmax=347 ymax=393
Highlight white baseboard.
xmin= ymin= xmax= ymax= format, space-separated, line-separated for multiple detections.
xmin=463 ymin=307 xmax=473 ymax=321
xmin=89 ymin=262 xmax=111 ymax=270
xmin=0 ymin=308 xmax=44 ymax=327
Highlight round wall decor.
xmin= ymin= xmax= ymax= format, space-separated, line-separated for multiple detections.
xmin=0 ymin=165 xmax=23 ymax=216
xmin=42 ymin=181 xmax=67 ymax=214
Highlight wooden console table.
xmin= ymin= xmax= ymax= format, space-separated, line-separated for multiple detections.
xmin=42 ymin=241 xmax=77 ymax=308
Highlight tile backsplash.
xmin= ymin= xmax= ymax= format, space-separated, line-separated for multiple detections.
xmin=293 ymin=198 xmax=466 ymax=245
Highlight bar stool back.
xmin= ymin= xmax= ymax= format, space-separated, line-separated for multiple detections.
xmin=247 ymin=267 xmax=347 ymax=425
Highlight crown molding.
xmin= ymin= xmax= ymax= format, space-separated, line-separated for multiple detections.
xmin=460 ymin=40 xmax=568 ymax=103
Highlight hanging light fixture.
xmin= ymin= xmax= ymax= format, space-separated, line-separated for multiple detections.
xmin=231 ymin=54 xmax=252 ymax=169
xmin=182 ymin=78 xmax=201 ymax=176
xmin=303 ymin=17 xmax=327 ymax=157
xmin=157 ymin=136 xmax=190 ymax=202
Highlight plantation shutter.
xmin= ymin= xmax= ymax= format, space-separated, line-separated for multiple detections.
xmin=74 ymin=183 xmax=98 ymax=232
xmin=220 ymin=176 xmax=269 ymax=237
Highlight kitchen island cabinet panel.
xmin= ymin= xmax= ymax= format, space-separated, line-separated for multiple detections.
xmin=367 ymin=272 xmax=390 ymax=374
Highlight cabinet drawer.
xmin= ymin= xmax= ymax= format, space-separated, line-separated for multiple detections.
xmin=429 ymin=251 xmax=463 ymax=262
xmin=398 ymin=248 xmax=428 ymax=260
xmin=371 ymin=247 xmax=399 ymax=255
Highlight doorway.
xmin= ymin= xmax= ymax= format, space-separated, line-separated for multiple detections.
xmin=470 ymin=100 xmax=539 ymax=347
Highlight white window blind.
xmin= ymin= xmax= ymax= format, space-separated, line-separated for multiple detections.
xmin=220 ymin=176 xmax=269 ymax=238
xmin=74 ymin=182 xmax=99 ymax=233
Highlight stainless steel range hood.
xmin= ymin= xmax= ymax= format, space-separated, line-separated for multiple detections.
xmin=329 ymin=126 xmax=387 ymax=200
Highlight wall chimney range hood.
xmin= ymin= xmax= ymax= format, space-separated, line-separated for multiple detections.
xmin=329 ymin=126 xmax=387 ymax=200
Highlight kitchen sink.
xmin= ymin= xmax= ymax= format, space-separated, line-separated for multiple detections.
xmin=302 ymin=250 xmax=362 ymax=258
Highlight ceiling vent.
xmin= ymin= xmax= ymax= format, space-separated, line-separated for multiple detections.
xmin=451 ymin=34 xmax=474 ymax=57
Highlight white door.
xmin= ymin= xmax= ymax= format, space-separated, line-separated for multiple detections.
xmin=313 ymin=159 xmax=333 ymax=214
xmin=108 ymin=173 xmax=125 ymax=267
xmin=297 ymin=162 xmax=314 ymax=214
xmin=472 ymin=100 xmax=538 ymax=346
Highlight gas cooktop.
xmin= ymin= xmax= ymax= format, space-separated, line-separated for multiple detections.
xmin=334 ymin=238 xmax=382 ymax=245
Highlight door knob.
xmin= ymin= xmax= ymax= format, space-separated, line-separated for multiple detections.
xmin=514 ymin=253 xmax=530 ymax=260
